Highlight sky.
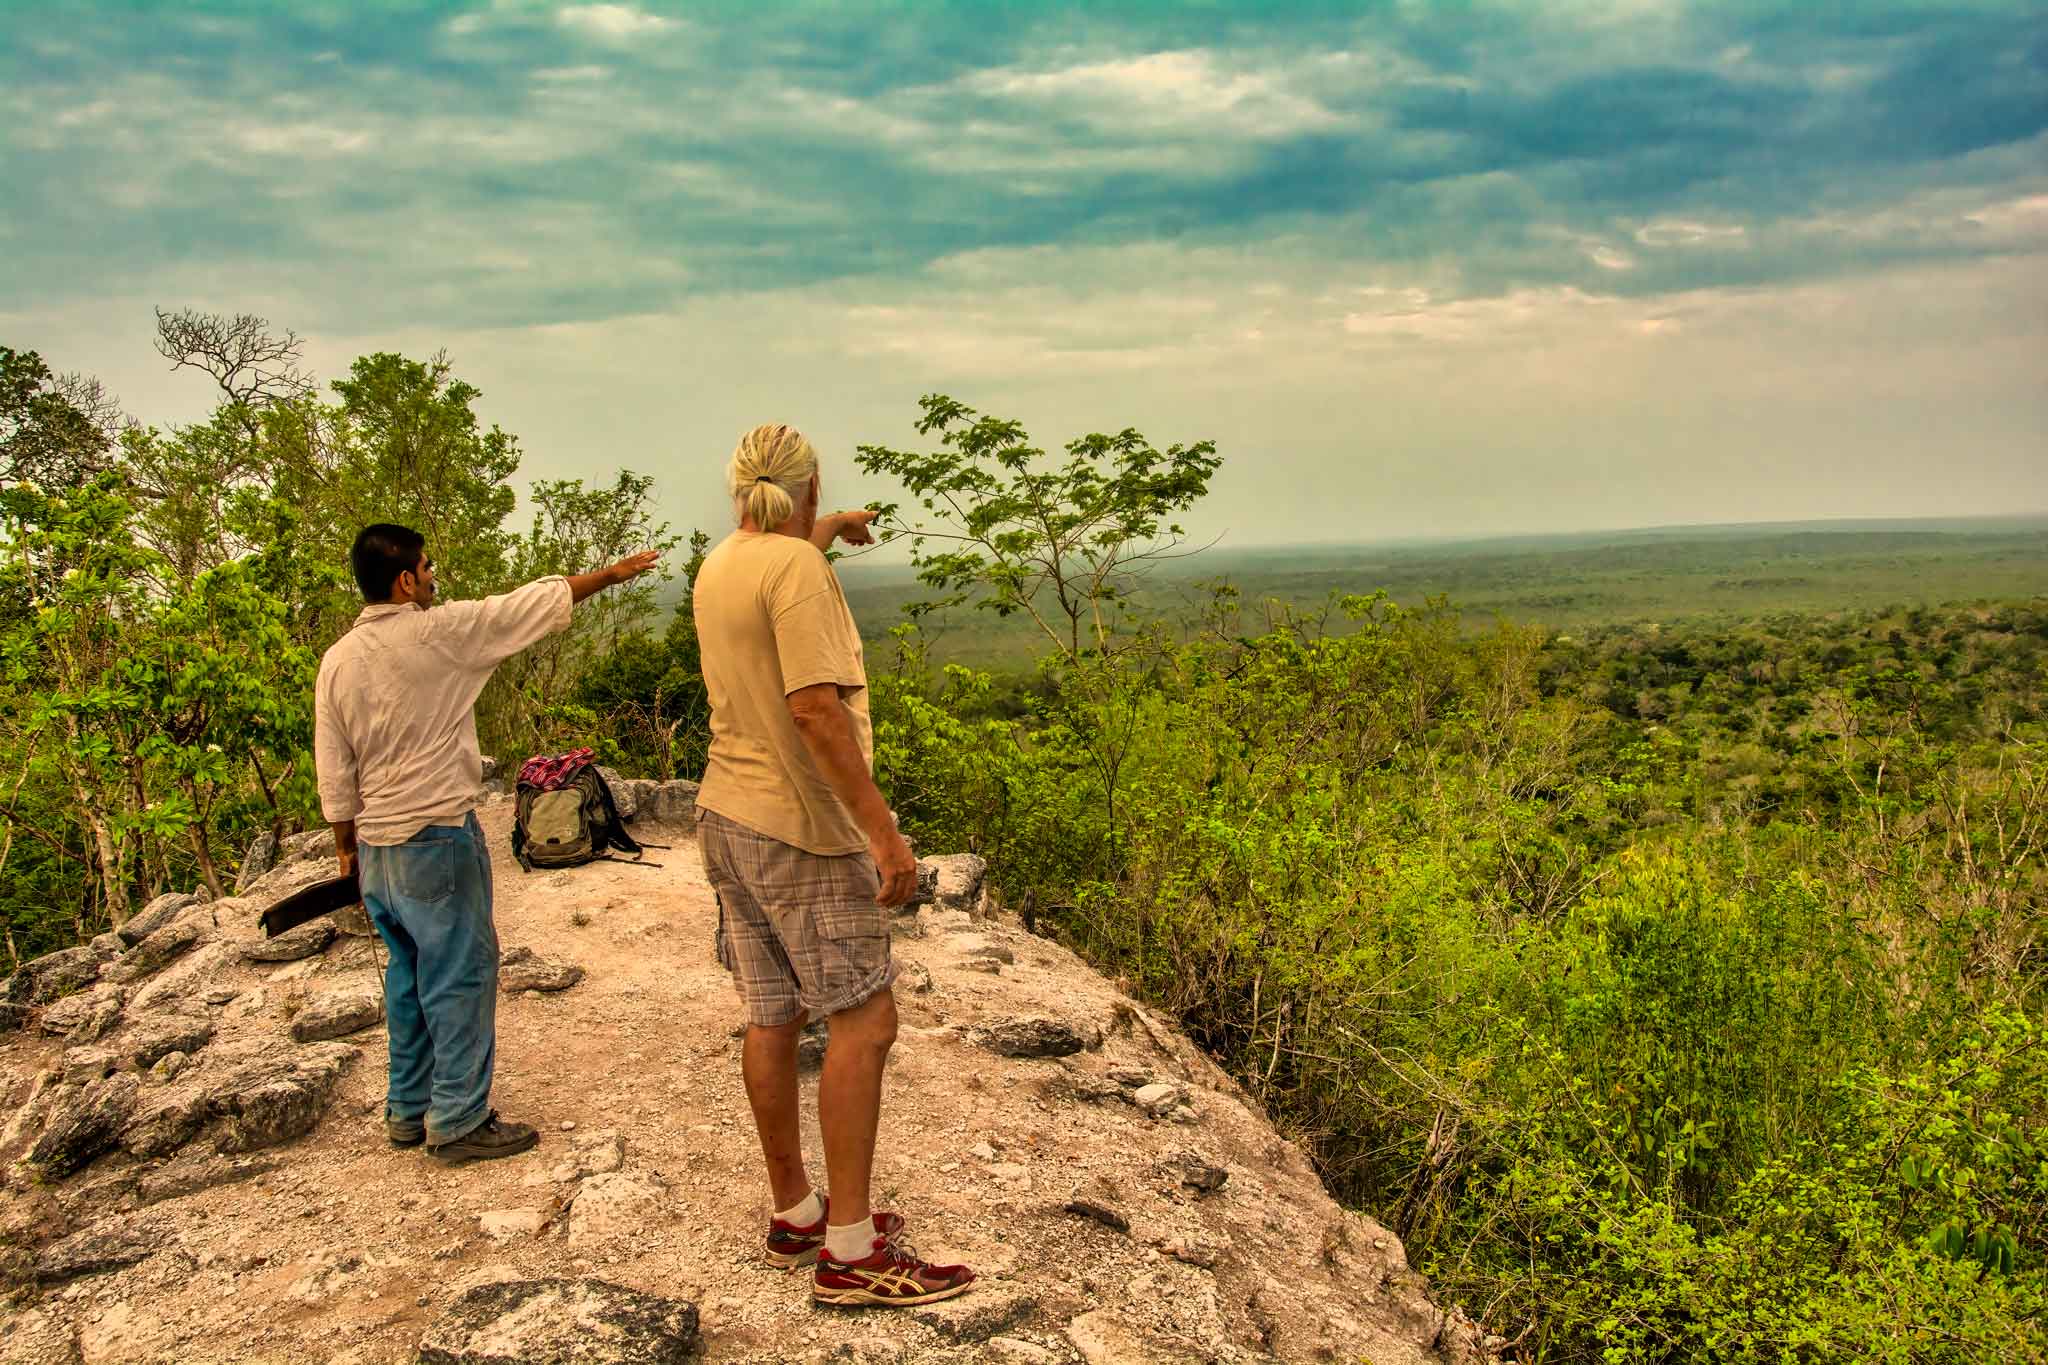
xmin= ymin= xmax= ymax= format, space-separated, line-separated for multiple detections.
xmin=2 ymin=0 xmax=2045 ymax=552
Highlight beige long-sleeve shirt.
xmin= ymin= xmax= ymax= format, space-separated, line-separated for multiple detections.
xmin=314 ymin=578 xmax=572 ymax=846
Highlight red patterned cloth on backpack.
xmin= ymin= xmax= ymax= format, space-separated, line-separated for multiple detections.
xmin=516 ymin=747 xmax=596 ymax=792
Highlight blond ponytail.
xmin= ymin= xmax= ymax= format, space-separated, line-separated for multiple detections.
xmin=727 ymin=422 xmax=819 ymax=531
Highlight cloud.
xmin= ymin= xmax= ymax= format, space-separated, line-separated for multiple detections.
xmin=555 ymin=5 xmax=674 ymax=41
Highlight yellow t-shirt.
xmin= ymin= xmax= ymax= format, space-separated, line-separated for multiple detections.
xmin=692 ymin=531 xmax=873 ymax=854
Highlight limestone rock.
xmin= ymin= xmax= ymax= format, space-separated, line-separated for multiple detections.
xmin=129 ymin=940 xmax=236 ymax=1015
xmin=122 ymin=1012 xmax=214 ymax=1068
xmin=62 ymin=1045 xmax=130 ymax=1085
xmin=1064 ymin=1309 xmax=1185 ymax=1365
xmin=105 ymin=920 xmax=204 ymax=984
xmin=135 ymin=1153 xmax=277 ymax=1205
xmin=0 ymin=1309 xmax=82 ymax=1365
xmin=290 ymin=983 xmax=383 ymax=1042
xmin=479 ymin=1206 xmax=551 ymax=1240
xmin=210 ymin=1040 xmax=358 ymax=1152
xmin=596 ymin=766 xmax=637 ymax=820
xmin=567 ymin=1171 xmax=666 ymax=1248
xmin=278 ymin=829 xmax=332 ymax=866
xmin=118 ymin=892 xmax=201 ymax=947
xmin=4 ymin=944 xmax=101 ymax=1006
xmin=919 ymin=853 xmax=988 ymax=912
xmin=28 ymin=1072 xmax=141 ymax=1177
xmin=233 ymin=830 xmax=279 ymax=896
xmin=150 ymin=1050 xmax=191 ymax=1081
xmin=500 ymin=945 xmax=583 ymax=994
xmin=34 ymin=1213 xmax=167 ymax=1284
xmin=242 ymin=920 xmax=336 ymax=963
xmin=121 ymin=1087 xmax=210 ymax=1159
xmin=41 ymin=983 xmax=125 ymax=1038
xmin=418 ymin=1277 xmax=699 ymax=1365
xmin=649 ymin=779 xmax=698 ymax=825
xmin=910 ymin=1284 xmax=1037 ymax=1343
xmin=615 ymin=778 xmax=658 ymax=823
xmin=522 ymin=1129 xmax=625 ymax=1187
xmin=88 ymin=932 xmax=123 ymax=962
xmin=969 ymin=1015 xmax=1099 ymax=1059
xmin=1132 ymin=1082 xmax=1185 ymax=1117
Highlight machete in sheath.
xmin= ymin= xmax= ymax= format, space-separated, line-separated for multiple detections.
xmin=260 ymin=873 xmax=362 ymax=938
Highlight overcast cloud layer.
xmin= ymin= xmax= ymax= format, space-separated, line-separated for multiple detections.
xmin=3 ymin=0 xmax=2044 ymax=546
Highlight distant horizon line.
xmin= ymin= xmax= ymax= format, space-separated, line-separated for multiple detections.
xmin=1193 ymin=510 xmax=2048 ymax=558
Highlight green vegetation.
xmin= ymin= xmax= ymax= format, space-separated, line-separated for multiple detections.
xmin=0 ymin=320 xmax=698 ymax=960
xmin=864 ymin=404 xmax=2046 ymax=1361
xmin=5 ymin=336 xmax=2041 ymax=1359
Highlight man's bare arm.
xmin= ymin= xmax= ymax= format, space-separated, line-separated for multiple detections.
xmin=786 ymin=682 xmax=916 ymax=907
xmin=808 ymin=509 xmax=878 ymax=554
xmin=567 ymin=550 xmax=661 ymax=604
xmin=332 ymin=820 xmax=359 ymax=879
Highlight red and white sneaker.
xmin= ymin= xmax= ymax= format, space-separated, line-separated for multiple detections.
xmin=765 ymin=1199 xmax=905 ymax=1270
xmin=812 ymin=1234 xmax=975 ymax=1308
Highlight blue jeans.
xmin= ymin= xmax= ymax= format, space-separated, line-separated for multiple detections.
xmin=358 ymin=813 xmax=497 ymax=1145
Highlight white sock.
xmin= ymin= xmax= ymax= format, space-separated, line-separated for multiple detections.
xmin=825 ymin=1217 xmax=878 ymax=1263
xmin=776 ymin=1190 xmax=824 ymax=1227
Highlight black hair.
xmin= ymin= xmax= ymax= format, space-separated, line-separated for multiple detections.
xmin=351 ymin=523 xmax=427 ymax=602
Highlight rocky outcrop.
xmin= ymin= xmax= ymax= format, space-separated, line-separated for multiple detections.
xmin=232 ymin=830 xmax=279 ymax=895
xmin=28 ymin=1073 xmax=141 ymax=1177
xmin=117 ymin=892 xmax=201 ymax=948
xmin=287 ymin=983 xmax=383 ymax=1043
xmin=104 ymin=921 xmax=204 ymax=984
xmin=4 ymin=945 xmax=100 ymax=1008
xmin=500 ymin=945 xmax=583 ymax=993
xmin=241 ymin=920 xmax=335 ymax=963
xmin=0 ymin=802 xmax=1491 ymax=1365
xmin=418 ymin=1278 xmax=700 ymax=1365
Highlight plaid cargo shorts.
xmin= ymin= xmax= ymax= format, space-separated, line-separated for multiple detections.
xmin=698 ymin=808 xmax=898 ymax=1027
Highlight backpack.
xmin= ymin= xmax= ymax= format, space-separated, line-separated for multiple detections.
xmin=511 ymin=749 xmax=662 ymax=872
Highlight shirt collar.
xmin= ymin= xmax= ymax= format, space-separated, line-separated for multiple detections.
xmin=354 ymin=601 xmax=424 ymax=627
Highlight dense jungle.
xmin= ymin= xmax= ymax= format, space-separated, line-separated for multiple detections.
xmin=3 ymin=320 xmax=2042 ymax=1362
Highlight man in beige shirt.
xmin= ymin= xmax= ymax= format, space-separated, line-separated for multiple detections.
xmin=694 ymin=423 xmax=974 ymax=1308
xmin=315 ymin=523 xmax=656 ymax=1164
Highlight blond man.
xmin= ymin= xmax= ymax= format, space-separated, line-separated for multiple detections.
xmin=692 ymin=423 xmax=974 ymax=1307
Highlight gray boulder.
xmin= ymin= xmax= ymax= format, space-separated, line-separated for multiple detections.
xmin=419 ymin=1278 xmax=700 ymax=1365
xmin=500 ymin=946 xmax=584 ymax=994
xmin=479 ymin=755 xmax=500 ymax=783
xmin=33 ymin=1213 xmax=166 ymax=1284
xmin=242 ymin=920 xmax=336 ymax=963
xmin=40 ymin=983 xmax=125 ymax=1038
xmin=232 ymin=830 xmax=279 ymax=896
xmin=5 ymin=945 xmax=102 ymax=1007
xmin=118 ymin=892 xmax=200 ymax=947
xmin=0 ymin=1309 xmax=82 ymax=1365
xmin=289 ymin=983 xmax=383 ymax=1043
xmin=615 ymin=779 xmax=659 ymax=823
xmin=121 ymin=1012 xmax=214 ymax=1068
xmin=105 ymin=920 xmax=204 ymax=984
xmin=211 ymin=1040 xmax=358 ymax=1152
xmin=88 ymin=932 xmax=123 ymax=962
xmin=28 ymin=1072 xmax=142 ymax=1177
xmin=968 ymin=1015 xmax=1100 ymax=1059
xmin=278 ymin=829 xmax=333 ymax=866
xmin=650 ymin=780 xmax=698 ymax=825
xmin=596 ymin=766 xmax=637 ymax=820
xmin=919 ymin=853 xmax=988 ymax=912
xmin=121 ymin=1088 xmax=210 ymax=1158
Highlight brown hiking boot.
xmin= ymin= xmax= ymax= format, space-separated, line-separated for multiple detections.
xmin=386 ymin=1116 xmax=426 ymax=1148
xmin=427 ymin=1111 xmax=538 ymax=1166
xmin=813 ymin=1234 xmax=975 ymax=1307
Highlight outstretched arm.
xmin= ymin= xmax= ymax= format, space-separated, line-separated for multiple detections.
xmin=569 ymin=550 xmax=661 ymax=604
